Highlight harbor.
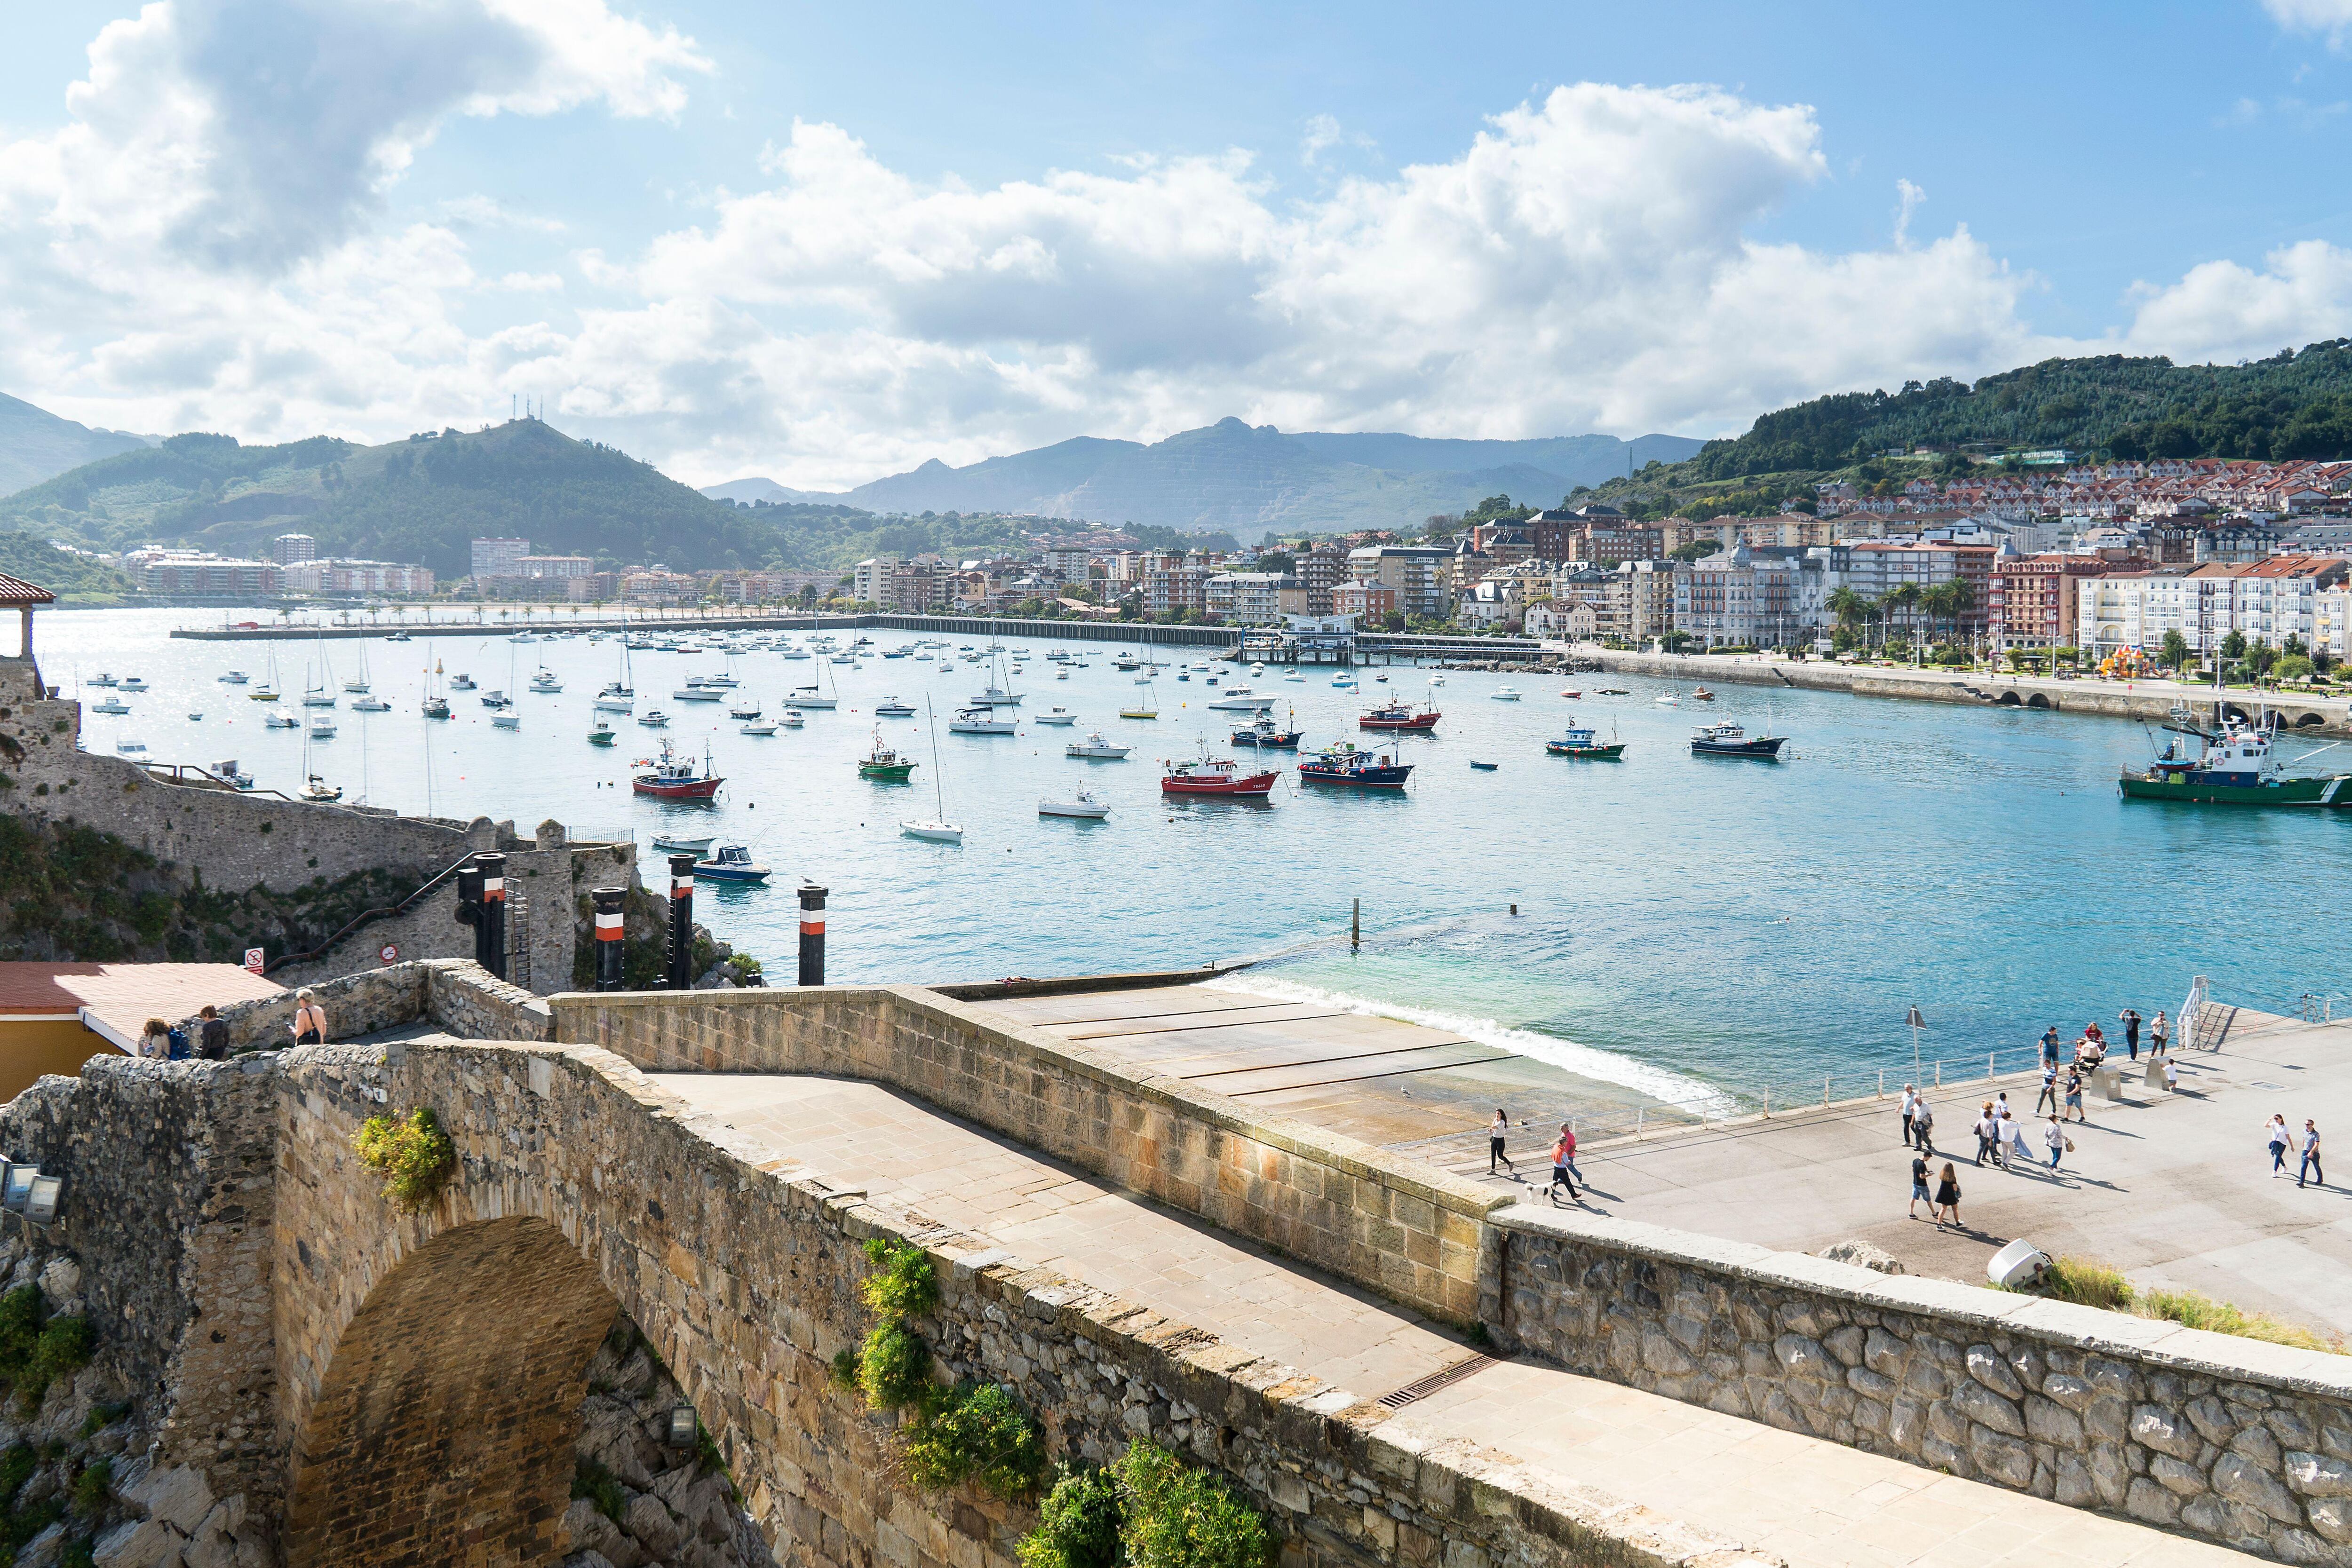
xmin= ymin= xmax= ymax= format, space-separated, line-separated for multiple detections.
xmin=35 ymin=606 xmax=2352 ymax=1116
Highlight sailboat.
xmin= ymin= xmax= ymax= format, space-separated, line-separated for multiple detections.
xmin=301 ymin=626 xmax=338 ymax=707
xmin=595 ymin=645 xmax=636 ymax=711
xmin=901 ymin=701 xmax=964 ymax=843
xmin=344 ymin=641 xmax=370 ymax=693
xmin=251 ymin=645 xmax=281 ymax=701
xmin=1120 ymin=680 xmax=1159 ymax=721
xmin=299 ymin=715 xmax=340 ymax=800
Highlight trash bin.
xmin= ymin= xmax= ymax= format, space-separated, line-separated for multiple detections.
xmin=1988 ymin=1239 xmax=2051 ymax=1290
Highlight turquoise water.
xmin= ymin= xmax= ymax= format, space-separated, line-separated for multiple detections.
xmin=33 ymin=609 xmax=2348 ymax=1107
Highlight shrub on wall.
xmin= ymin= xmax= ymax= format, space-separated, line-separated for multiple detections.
xmin=1018 ymin=1464 xmax=1122 ymax=1568
xmin=0 ymin=1286 xmax=92 ymax=1408
xmin=1021 ymin=1444 xmax=1274 ymax=1568
xmin=862 ymin=1237 xmax=939 ymax=1320
xmin=901 ymin=1383 xmax=1045 ymax=1499
xmin=353 ymin=1108 xmax=457 ymax=1212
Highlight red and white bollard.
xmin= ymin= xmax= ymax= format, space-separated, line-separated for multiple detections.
xmin=593 ymin=886 xmax=626 ymax=991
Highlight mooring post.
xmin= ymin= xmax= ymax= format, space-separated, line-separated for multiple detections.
xmin=1351 ymin=897 xmax=1360 ymax=951
xmin=798 ymin=883 xmax=828 ymax=986
xmin=456 ymin=862 xmax=487 ymax=970
xmin=477 ymin=852 xmax=508 ymax=982
xmin=592 ymin=886 xmax=626 ymax=991
xmin=665 ymin=854 xmax=697 ymax=989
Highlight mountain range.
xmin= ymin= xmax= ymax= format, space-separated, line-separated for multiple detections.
xmin=701 ymin=420 xmax=1704 ymax=533
xmin=0 ymin=394 xmax=153 ymax=496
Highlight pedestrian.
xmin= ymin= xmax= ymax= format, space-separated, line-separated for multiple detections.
xmin=137 ymin=1017 xmax=171 ymax=1061
xmin=198 ymin=1004 xmax=229 ymax=1061
xmin=1900 ymin=1084 xmax=1919 ymax=1147
xmin=2300 ymin=1121 xmax=2324 ymax=1189
xmin=2034 ymin=1064 xmax=2059 ymax=1116
xmin=1548 ymin=1126 xmax=1579 ymax=1203
xmin=1995 ymin=1089 xmax=2012 ymax=1124
xmin=2120 ymin=1007 xmax=2142 ymax=1062
xmin=291 ymin=989 xmax=328 ymax=1046
xmin=2005 ymin=1109 xmax=2032 ymax=1167
xmin=1912 ymin=1097 xmax=1935 ymax=1154
xmin=1935 ymin=1162 xmax=1963 ymax=1228
xmin=1488 ymin=1110 xmax=1515 ymax=1176
xmin=2151 ymin=1011 xmax=2170 ymax=1056
xmin=2045 ymin=1115 xmax=2067 ymax=1171
xmin=2083 ymin=1020 xmax=2106 ymax=1054
xmin=2268 ymin=1114 xmax=2292 ymax=1175
xmin=2162 ymin=1054 xmax=2179 ymax=1094
xmin=1909 ymin=1150 xmax=1932 ymax=1219
xmin=2064 ymin=1067 xmax=2086 ymax=1123
xmin=1556 ymin=1122 xmax=1584 ymax=1189
xmin=2040 ymin=1026 xmax=2060 ymax=1069
xmin=1973 ymin=1103 xmax=1995 ymax=1166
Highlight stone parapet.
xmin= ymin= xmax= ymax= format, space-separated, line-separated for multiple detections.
xmin=172 ymin=958 xmax=549 ymax=1051
xmin=1492 ymin=1205 xmax=2352 ymax=1560
xmin=552 ymin=985 xmax=1505 ymax=1324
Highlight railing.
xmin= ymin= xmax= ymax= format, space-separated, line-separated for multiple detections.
xmin=138 ymin=761 xmax=301 ymax=802
xmin=2300 ymin=992 xmax=2348 ymax=1024
xmin=263 ymin=848 xmax=485 ymax=976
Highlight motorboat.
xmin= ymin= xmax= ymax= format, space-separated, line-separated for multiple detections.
xmin=875 ymin=697 xmax=916 ymax=717
xmin=859 ymin=732 xmax=919 ymax=779
xmin=186 ymin=711 xmax=203 ymax=721
xmin=1690 ymin=721 xmax=1786 ymax=759
xmin=2119 ymin=715 xmax=2351 ymax=807
xmin=481 ymin=690 xmax=511 ymax=709
xmin=781 ymin=709 xmax=804 ymax=728
xmin=948 ymin=705 xmax=1017 ymax=735
xmin=1205 ymin=687 xmax=1275 ymax=711
xmin=1232 ymin=713 xmax=1302 ymax=749
xmin=352 ymin=696 xmax=391 ymax=713
xmin=120 ymin=677 xmax=149 ymax=692
xmin=1161 ymin=753 xmax=1278 ymax=797
xmin=1359 ymin=704 xmax=1439 ymax=732
xmin=637 ymin=708 xmax=670 ymax=728
xmin=1546 ymin=720 xmax=1626 ymax=760
xmin=693 ymin=844 xmax=771 ymax=883
xmin=266 ymin=712 xmax=301 ymax=729
xmin=1034 ymin=707 xmax=1079 ymax=726
xmin=1691 ymin=687 xmax=1716 ymax=701
xmin=1297 ymin=742 xmax=1414 ymax=789
xmin=740 ymin=721 xmax=777 ymax=736
xmin=530 ymin=670 xmax=563 ymax=694
xmin=308 ymin=714 xmax=336 ymax=739
xmin=650 ymin=833 xmax=713 ymax=855
xmin=90 ymin=696 xmax=130 ymax=715
xmin=115 ymin=737 xmax=147 ymax=754
xmin=210 ymin=760 xmax=254 ymax=790
xmin=1470 ymin=760 xmax=1498 ymax=771
xmin=1066 ymin=731 xmax=1132 ymax=760
xmin=492 ymin=713 xmax=521 ymax=730
xmin=1039 ymin=789 xmax=1110 ymax=820
xmin=589 ymin=718 xmax=617 ymax=745
xmin=87 ymin=673 xmax=118 ymax=687
xmin=633 ymin=737 xmax=722 ymax=799
xmin=1491 ymin=686 xmax=1522 ymax=701
xmin=1558 ymin=689 xmax=1582 ymax=699
xmin=219 ymin=671 xmax=248 ymax=685
xmin=449 ymin=673 xmax=477 ymax=690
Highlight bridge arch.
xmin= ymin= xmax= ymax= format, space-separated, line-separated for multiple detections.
xmin=282 ymin=1215 xmax=620 ymax=1566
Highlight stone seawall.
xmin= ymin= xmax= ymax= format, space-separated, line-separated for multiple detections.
xmin=554 ymin=986 xmax=1506 ymax=1325
xmin=178 ymin=958 xmax=551 ymax=1051
xmin=1492 ymin=1207 xmax=2352 ymax=1560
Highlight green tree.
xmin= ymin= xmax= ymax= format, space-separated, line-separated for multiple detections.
xmin=2160 ymin=629 xmax=2190 ymax=671
xmin=2222 ymin=629 xmax=2248 ymax=661
xmin=1826 ymin=586 xmax=1870 ymax=631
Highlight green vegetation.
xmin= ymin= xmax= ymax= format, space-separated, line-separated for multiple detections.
xmin=0 ymin=1286 xmax=94 ymax=1408
xmin=1021 ymin=1444 xmax=1275 ymax=1568
xmin=68 ymin=1457 xmax=108 ymax=1519
xmin=572 ymin=1457 xmax=628 ymax=1524
xmin=2013 ymin=1254 xmax=2340 ymax=1350
xmin=0 ymin=533 xmax=134 ymax=605
xmin=862 ymin=1237 xmax=940 ymax=1320
xmin=352 ymin=1108 xmax=457 ymax=1212
xmin=901 ymin=1383 xmax=1047 ymax=1497
xmin=858 ymin=1323 xmax=935 ymax=1410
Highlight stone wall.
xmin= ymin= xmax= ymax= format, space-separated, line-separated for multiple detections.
xmin=171 ymin=958 xmax=550 ymax=1052
xmin=1491 ymin=1206 xmax=2352 ymax=1562
xmin=553 ymin=987 xmax=1505 ymax=1324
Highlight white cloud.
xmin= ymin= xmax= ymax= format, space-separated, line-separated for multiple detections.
xmin=2265 ymin=0 xmax=2352 ymax=49
xmin=2119 ymin=240 xmax=2352 ymax=364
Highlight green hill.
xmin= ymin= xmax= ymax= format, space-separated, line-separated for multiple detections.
xmin=0 ymin=394 xmax=151 ymax=497
xmin=0 ymin=418 xmax=1169 ymax=577
xmin=0 ymin=532 xmax=136 ymax=605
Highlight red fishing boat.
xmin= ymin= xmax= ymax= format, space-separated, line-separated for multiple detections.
xmin=1359 ymin=702 xmax=1440 ymax=731
xmin=631 ymin=738 xmax=723 ymax=800
xmin=1161 ymin=752 xmax=1279 ymax=797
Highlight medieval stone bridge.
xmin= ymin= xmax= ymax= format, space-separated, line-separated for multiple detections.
xmin=0 ymin=967 xmax=2336 ymax=1568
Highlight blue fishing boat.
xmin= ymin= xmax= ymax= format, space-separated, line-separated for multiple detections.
xmin=1296 ymin=742 xmax=1414 ymax=789
xmin=692 ymin=843 xmax=771 ymax=883
xmin=1232 ymin=711 xmax=1302 ymax=749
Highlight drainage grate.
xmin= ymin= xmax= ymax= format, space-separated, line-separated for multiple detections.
xmin=1375 ymin=1354 xmax=1496 ymax=1410
xmin=2250 ymin=1080 xmax=2287 ymax=1091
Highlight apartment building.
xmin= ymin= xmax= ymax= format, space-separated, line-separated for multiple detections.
xmin=1204 ymin=572 xmax=1303 ymax=625
xmin=1144 ymin=564 xmax=1209 ymax=617
xmin=270 ymin=533 xmax=318 ymax=565
xmin=1297 ymin=544 xmax=1347 ymax=615
xmin=469 ymin=538 xmax=529 ymax=579
xmin=282 ymin=560 xmax=437 ymax=594
xmin=1843 ymin=539 xmax=1994 ymax=637
xmin=134 ymin=553 xmax=282 ymax=595
xmin=1346 ymin=546 xmax=1453 ymax=618
xmin=1988 ymin=550 xmax=2135 ymax=650
xmin=2078 ymin=556 xmax=2349 ymax=660
xmin=1670 ymin=543 xmax=1809 ymax=647
xmin=1331 ymin=581 xmax=1397 ymax=620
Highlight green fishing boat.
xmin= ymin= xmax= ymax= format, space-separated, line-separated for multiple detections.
xmin=1545 ymin=719 xmax=1626 ymax=760
xmin=2120 ymin=717 xmax=2352 ymax=807
xmin=588 ymin=717 xmax=617 ymax=746
xmin=858 ymin=731 xmax=918 ymax=781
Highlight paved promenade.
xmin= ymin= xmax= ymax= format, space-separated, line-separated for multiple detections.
xmin=1469 ymin=1007 xmax=2352 ymax=1336
xmin=655 ymin=1070 xmax=2242 ymax=1568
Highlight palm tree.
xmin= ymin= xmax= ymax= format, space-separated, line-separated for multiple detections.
xmin=1827 ymin=586 xmax=1869 ymax=632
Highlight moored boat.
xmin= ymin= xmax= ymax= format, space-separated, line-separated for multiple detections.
xmin=633 ymin=737 xmax=722 ymax=799
xmin=1233 ymin=712 xmax=1302 ymax=748
xmin=1161 ymin=753 xmax=1278 ymax=797
xmin=1067 ymin=731 xmax=1131 ymax=760
xmin=1359 ymin=703 xmax=1439 ymax=732
xmin=1690 ymin=721 xmax=1785 ymax=759
xmin=694 ymin=844 xmax=771 ymax=883
xmin=859 ymin=730 xmax=919 ymax=780
xmin=1035 ymin=706 xmax=1079 ymax=726
xmin=1297 ymin=742 xmax=1413 ymax=789
xmin=948 ymin=705 xmax=1016 ymax=736
xmin=1546 ymin=719 xmax=1626 ymax=760
xmin=588 ymin=718 xmax=617 ymax=745
xmin=2120 ymin=717 xmax=2352 ymax=807
xmin=1039 ymin=789 xmax=1111 ymax=820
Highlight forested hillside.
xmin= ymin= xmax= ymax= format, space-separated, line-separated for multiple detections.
xmin=1683 ymin=341 xmax=2352 ymax=481
xmin=0 ymin=532 xmax=135 ymax=604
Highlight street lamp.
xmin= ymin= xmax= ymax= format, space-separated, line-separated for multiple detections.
xmin=1906 ymin=1005 xmax=1927 ymax=1085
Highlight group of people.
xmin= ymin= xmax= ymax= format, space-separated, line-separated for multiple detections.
xmin=131 ymin=990 xmax=331 ymax=1061
xmin=1488 ymin=1111 xmax=1585 ymax=1204
xmin=2265 ymin=1114 xmax=2326 ymax=1188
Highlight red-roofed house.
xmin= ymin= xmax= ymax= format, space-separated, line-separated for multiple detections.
xmin=0 ymin=962 xmax=285 ymax=1101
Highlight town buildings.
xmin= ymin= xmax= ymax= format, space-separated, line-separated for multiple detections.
xmin=128 ymin=551 xmax=282 ymax=596
xmin=1204 ymin=572 xmax=1303 ymax=624
xmin=1346 ymin=546 xmax=1454 ymax=618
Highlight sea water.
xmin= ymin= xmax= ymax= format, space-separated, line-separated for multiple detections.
xmin=33 ymin=609 xmax=2348 ymax=1107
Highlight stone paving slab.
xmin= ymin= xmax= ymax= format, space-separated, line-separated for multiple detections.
xmin=651 ymin=1070 xmax=2249 ymax=1568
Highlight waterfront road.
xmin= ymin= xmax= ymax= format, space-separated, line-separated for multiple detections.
xmin=1470 ymin=1006 xmax=2352 ymax=1336
xmin=656 ymin=1070 xmax=2241 ymax=1568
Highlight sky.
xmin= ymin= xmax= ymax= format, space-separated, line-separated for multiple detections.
xmin=5 ymin=1 xmax=2352 ymax=491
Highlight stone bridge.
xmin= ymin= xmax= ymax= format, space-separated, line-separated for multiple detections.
xmin=4 ymin=968 xmax=2349 ymax=1568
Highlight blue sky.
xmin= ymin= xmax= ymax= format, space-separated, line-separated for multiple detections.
xmin=5 ymin=0 xmax=2352 ymax=488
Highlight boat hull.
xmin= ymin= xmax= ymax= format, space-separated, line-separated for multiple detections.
xmin=2119 ymin=770 xmax=2352 ymax=806
xmin=860 ymin=762 xmax=917 ymax=780
xmin=1546 ymin=743 xmax=1627 ymax=759
xmin=633 ymin=778 xmax=723 ymax=800
xmin=692 ymin=865 xmax=770 ymax=882
xmin=1162 ymin=774 xmax=1278 ymax=797
xmin=1298 ymin=764 xmax=1413 ymax=788
xmin=1233 ymin=730 xmax=1301 ymax=748
xmin=1692 ymin=738 xmax=1785 ymax=759
xmin=1359 ymin=714 xmax=1439 ymax=731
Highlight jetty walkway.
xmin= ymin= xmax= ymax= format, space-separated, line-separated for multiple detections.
xmin=659 ymin=1068 xmax=2243 ymax=1568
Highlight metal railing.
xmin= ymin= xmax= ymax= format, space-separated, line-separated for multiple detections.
xmin=263 ymin=848 xmax=485 ymax=976
xmin=2300 ymin=992 xmax=2347 ymax=1024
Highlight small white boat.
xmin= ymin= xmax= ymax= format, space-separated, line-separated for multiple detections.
xmin=1430 ymin=674 xmax=1446 ymax=687
xmin=300 ymin=775 xmax=342 ymax=803
xmin=449 ymin=674 xmax=477 ymax=690
xmin=781 ymin=709 xmax=805 ymax=728
xmin=87 ymin=673 xmax=118 ymax=687
xmin=1491 ymin=686 xmax=1522 ymax=702
xmin=266 ymin=712 xmax=301 ymax=729
xmin=741 ymin=721 xmax=777 ymax=736
xmin=120 ymin=676 xmax=149 ymax=692
xmin=673 ymin=687 xmax=723 ymax=703
xmin=219 ymin=671 xmax=248 ymax=685
xmin=1040 ymin=789 xmax=1110 ymax=820
xmin=1035 ymin=707 xmax=1079 ymax=726
xmin=1056 ymin=669 xmax=1070 ymax=681
xmin=949 ymin=705 xmax=1017 ymax=735
xmin=1284 ymin=672 xmax=1305 ymax=683
xmin=90 ymin=697 xmax=130 ymax=714
xmin=651 ymin=833 xmax=714 ymax=855
xmin=788 ymin=687 xmax=837 ymax=710
xmin=211 ymin=760 xmax=254 ymax=789
xmin=1332 ymin=675 xmax=1356 ymax=689
xmin=187 ymin=711 xmax=204 ymax=721
xmin=1250 ymin=662 xmax=1266 ymax=675
xmin=1654 ymin=693 xmax=1681 ymax=707
xmin=352 ymin=696 xmax=390 ymax=712
xmin=115 ymin=737 xmax=147 ymax=754
xmin=492 ymin=713 xmax=521 ymax=730
xmin=309 ymin=714 xmax=336 ymax=738
xmin=530 ymin=672 xmax=563 ymax=693
xmin=876 ymin=697 xmax=916 ymax=717
xmin=1066 ymin=731 xmax=1132 ymax=760
xmin=901 ymin=818 xmax=965 ymax=844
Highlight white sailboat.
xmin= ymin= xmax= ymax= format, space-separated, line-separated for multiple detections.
xmin=901 ymin=700 xmax=965 ymax=843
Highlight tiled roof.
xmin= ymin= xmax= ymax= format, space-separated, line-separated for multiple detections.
xmin=0 ymin=574 xmax=55 ymax=606
xmin=0 ymin=963 xmax=284 ymax=1045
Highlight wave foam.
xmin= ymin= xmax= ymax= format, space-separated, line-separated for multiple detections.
xmin=1199 ymin=976 xmax=1737 ymax=1115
